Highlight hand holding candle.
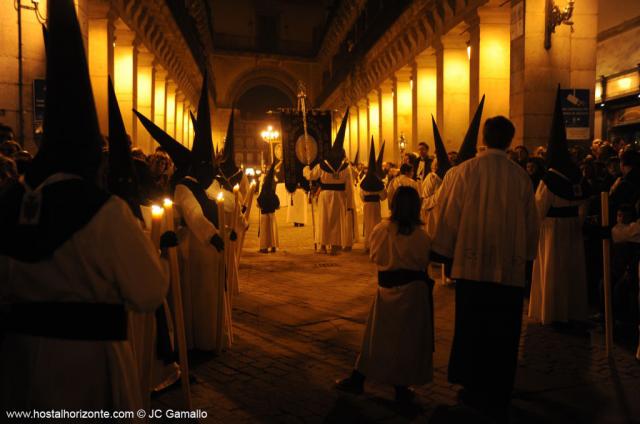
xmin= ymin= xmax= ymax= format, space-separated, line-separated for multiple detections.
xmin=151 ymin=205 xmax=164 ymax=249
xmin=163 ymin=198 xmax=175 ymax=232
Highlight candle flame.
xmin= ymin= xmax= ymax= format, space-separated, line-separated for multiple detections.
xmin=217 ymin=192 xmax=224 ymax=201
xmin=163 ymin=198 xmax=173 ymax=208
xmin=233 ymin=184 xmax=240 ymax=192
xmin=151 ymin=205 xmax=164 ymax=218
xmin=251 ymin=179 xmax=256 ymax=186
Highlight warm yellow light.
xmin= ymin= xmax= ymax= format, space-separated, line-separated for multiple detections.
xmin=409 ymin=78 xmax=413 ymax=91
xmin=595 ymin=83 xmax=602 ymax=101
xmin=251 ymin=179 xmax=257 ymax=186
xmin=618 ymin=77 xmax=632 ymax=91
xmin=233 ymin=184 xmax=240 ymax=193
xmin=245 ymin=167 xmax=255 ymax=176
xmin=216 ymin=192 xmax=224 ymax=202
xmin=151 ymin=205 xmax=164 ymax=218
xmin=467 ymin=45 xmax=471 ymax=60
xmin=268 ymin=125 xmax=273 ymax=131
xmin=163 ymin=198 xmax=173 ymax=208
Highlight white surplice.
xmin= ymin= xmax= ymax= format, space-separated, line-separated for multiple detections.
xmin=303 ymin=164 xmax=354 ymax=247
xmin=430 ymin=149 xmax=538 ymax=287
xmin=529 ymin=179 xmax=588 ymax=324
xmin=360 ymin=188 xmax=387 ymax=250
xmin=174 ymin=183 xmax=230 ymax=352
xmin=421 ymin=171 xmax=442 ymax=230
xmin=286 ymin=188 xmax=308 ymax=225
xmin=355 ymin=220 xmax=433 ymax=386
xmin=0 ymin=194 xmax=168 ymax=412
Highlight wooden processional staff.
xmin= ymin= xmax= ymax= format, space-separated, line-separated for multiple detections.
xmin=297 ymin=81 xmax=317 ymax=251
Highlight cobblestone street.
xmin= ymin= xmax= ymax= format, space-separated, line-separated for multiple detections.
xmin=154 ymin=207 xmax=640 ymax=423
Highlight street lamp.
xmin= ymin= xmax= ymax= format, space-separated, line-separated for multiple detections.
xmin=260 ymin=125 xmax=279 ymax=164
xmin=398 ymin=132 xmax=407 ymax=156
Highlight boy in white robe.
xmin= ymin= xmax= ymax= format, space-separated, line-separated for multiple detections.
xmin=336 ymin=186 xmax=433 ymax=403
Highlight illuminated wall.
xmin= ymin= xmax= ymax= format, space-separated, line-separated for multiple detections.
xmin=175 ymin=96 xmax=184 ymax=143
xmin=380 ymin=80 xmax=395 ymax=162
xmin=88 ymin=13 xmax=112 ymax=135
xmin=154 ymin=69 xmax=167 ymax=129
xmin=114 ymin=25 xmax=135 ymax=137
xmin=349 ymin=106 xmax=359 ymax=161
xmin=368 ymin=90 xmax=380 ymax=145
xmin=440 ymin=37 xmax=470 ymax=151
xmin=136 ymin=51 xmax=154 ymax=152
xmin=358 ymin=100 xmax=368 ymax=160
xmin=416 ymin=53 xmax=437 ymax=145
xmin=396 ymin=67 xmax=413 ymax=150
xmin=165 ymin=82 xmax=176 ymax=138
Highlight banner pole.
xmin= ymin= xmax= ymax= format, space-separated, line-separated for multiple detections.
xmin=297 ymin=81 xmax=317 ymax=251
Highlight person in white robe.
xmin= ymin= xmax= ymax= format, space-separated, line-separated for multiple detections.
xmin=257 ymin=162 xmax=280 ymax=253
xmin=303 ymin=110 xmax=352 ymax=255
xmin=421 ymin=160 xmax=442 ymax=225
xmin=342 ymin=164 xmax=359 ymax=251
xmin=286 ymin=187 xmax=308 ymax=226
xmin=387 ymin=163 xmax=420 ymax=208
xmin=430 ymin=116 xmax=538 ymax=421
xmin=360 ymin=137 xmax=388 ymax=251
xmin=528 ymin=89 xmax=591 ymax=327
xmin=336 ymin=186 xmax=433 ymax=403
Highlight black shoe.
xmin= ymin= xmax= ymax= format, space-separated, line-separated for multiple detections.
xmin=335 ymin=376 xmax=364 ymax=395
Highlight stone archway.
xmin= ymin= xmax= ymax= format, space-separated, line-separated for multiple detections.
xmin=224 ymin=66 xmax=299 ymax=107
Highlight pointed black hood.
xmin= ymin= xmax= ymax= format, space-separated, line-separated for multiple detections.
xmin=189 ymin=74 xmax=215 ymax=188
xmin=189 ymin=110 xmax=197 ymax=131
xmin=352 ymin=143 xmax=360 ymax=166
xmin=219 ymin=108 xmax=241 ymax=179
xmin=26 ymin=0 xmax=103 ymax=188
xmin=107 ymin=77 xmax=142 ymax=219
xmin=133 ymin=110 xmax=191 ymax=175
xmin=546 ymin=85 xmax=581 ymax=183
xmin=431 ymin=115 xmax=451 ymax=179
xmin=360 ymin=136 xmax=384 ymax=192
xmin=457 ymin=95 xmax=485 ymax=164
xmin=257 ymin=160 xmax=280 ymax=213
xmin=321 ymin=110 xmax=349 ymax=172
xmin=375 ymin=140 xmax=386 ymax=178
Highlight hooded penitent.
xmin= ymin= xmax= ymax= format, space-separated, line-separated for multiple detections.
xmin=431 ymin=115 xmax=451 ymax=179
xmin=543 ymin=85 xmax=589 ymax=199
xmin=376 ymin=140 xmax=386 ymax=179
xmin=457 ymin=95 xmax=486 ymax=164
xmin=360 ymin=136 xmax=385 ymax=192
xmin=108 ymin=77 xmax=142 ymax=220
xmin=257 ymin=161 xmax=280 ymax=214
xmin=175 ymin=75 xmax=219 ymax=227
xmin=133 ymin=110 xmax=191 ymax=180
xmin=321 ymin=110 xmax=349 ymax=173
xmin=26 ymin=0 xmax=104 ymax=188
xmin=217 ymin=108 xmax=243 ymax=189
xmin=352 ymin=143 xmax=360 ymax=166
xmin=1 ymin=0 xmax=110 ymax=262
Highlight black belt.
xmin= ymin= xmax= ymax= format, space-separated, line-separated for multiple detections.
xmin=547 ymin=206 xmax=578 ymax=218
xmin=2 ymin=302 xmax=128 ymax=341
xmin=363 ymin=194 xmax=380 ymax=202
xmin=378 ymin=269 xmax=429 ymax=288
xmin=320 ymin=183 xmax=346 ymax=191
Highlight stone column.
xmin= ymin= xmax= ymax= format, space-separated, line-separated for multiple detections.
xmin=182 ymin=103 xmax=190 ymax=148
xmin=349 ymin=105 xmax=359 ymax=161
xmin=380 ymin=78 xmax=396 ymax=162
xmin=358 ymin=98 xmax=369 ymax=160
xmin=437 ymin=30 xmax=471 ymax=152
xmin=135 ymin=48 xmax=154 ymax=152
xmin=416 ymin=49 xmax=437 ymax=145
xmin=396 ymin=66 xmax=413 ymax=151
xmin=153 ymin=65 xmax=167 ymax=129
xmin=468 ymin=6 xmax=510 ymax=142
xmin=113 ymin=24 xmax=135 ymax=138
xmin=87 ymin=1 xmax=114 ymax=135
xmin=165 ymin=80 xmax=177 ymax=138
xmin=510 ymin=0 xmax=598 ymax=148
xmin=368 ymin=89 xmax=381 ymax=144
xmin=175 ymin=92 xmax=184 ymax=144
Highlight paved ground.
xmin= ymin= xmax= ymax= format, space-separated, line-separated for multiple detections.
xmin=154 ymin=205 xmax=640 ymax=423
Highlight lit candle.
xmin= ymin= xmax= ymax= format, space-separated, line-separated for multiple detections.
xmin=151 ymin=204 xmax=164 ymax=249
xmin=163 ymin=198 xmax=174 ymax=232
xmin=216 ymin=191 xmax=226 ymax=242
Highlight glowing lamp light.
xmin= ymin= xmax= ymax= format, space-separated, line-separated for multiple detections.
xmin=233 ymin=184 xmax=240 ymax=193
xmin=245 ymin=167 xmax=255 ymax=176
xmin=617 ymin=77 xmax=632 ymax=91
xmin=163 ymin=198 xmax=173 ymax=208
xmin=151 ymin=205 xmax=164 ymax=218
xmin=251 ymin=179 xmax=257 ymax=186
xmin=467 ymin=44 xmax=471 ymax=60
xmin=594 ymin=84 xmax=602 ymax=100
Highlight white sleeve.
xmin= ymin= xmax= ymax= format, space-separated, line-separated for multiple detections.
xmin=430 ymin=170 xmax=463 ymax=257
xmin=175 ymin=184 xmax=219 ymax=245
xmin=100 ymin=198 xmax=169 ymax=313
xmin=535 ymin=181 xmax=553 ymax=223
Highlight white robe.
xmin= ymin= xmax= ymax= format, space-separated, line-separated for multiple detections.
xmin=259 ymin=212 xmax=279 ymax=249
xmin=360 ymin=188 xmax=387 ymax=249
xmin=342 ymin=169 xmax=359 ymax=247
xmin=286 ymin=188 xmax=308 ymax=225
xmin=421 ymin=172 xmax=442 ymax=234
xmin=0 ymin=194 xmax=168 ymax=412
xmin=529 ymin=180 xmax=588 ymax=324
xmin=355 ymin=220 xmax=433 ymax=386
xmin=174 ymin=183 xmax=230 ymax=352
xmin=430 ymin=149 xmax=539 ymax=287
xmin=303 ymin=164 xmax=354 ymax=247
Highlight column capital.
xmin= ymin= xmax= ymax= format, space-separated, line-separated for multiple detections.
xmin=395 ymin=66 xmax=412 ymax=82
xmin=114 ymin=28 xmax=135 ymax=47
xmin=415 ymin=50 xmax=436 ymax=67
xmin=137 ymin=50 xmax=155 ymax=67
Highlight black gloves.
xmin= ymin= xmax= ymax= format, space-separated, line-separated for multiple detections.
xmin=210 ymin=234 xmax=224 ymax=252
xmin=160 ymin=231 xmax=179 ymax=249
xmin=230 ymin=230 xmax=238 ymax=241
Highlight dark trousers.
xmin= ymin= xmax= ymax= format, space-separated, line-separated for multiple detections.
xmin=449 ymin=279 xmax=524 ymax=415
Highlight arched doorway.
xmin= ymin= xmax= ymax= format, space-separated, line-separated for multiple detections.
xmin=234 ymin=84 xmax=293 ymax=169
